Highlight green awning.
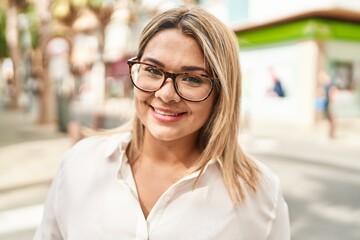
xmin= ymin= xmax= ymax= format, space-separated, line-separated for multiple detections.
xmin=236 ymin=18 xmax=360 ymax=48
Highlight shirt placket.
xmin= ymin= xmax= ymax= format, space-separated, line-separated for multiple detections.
xmin=117 ymin=149 xmax=149 ymax=240
xmin=116 ymin=145 xmax=218 ymax=239
xmin=146 ymin=169 xmax=208 ymax=238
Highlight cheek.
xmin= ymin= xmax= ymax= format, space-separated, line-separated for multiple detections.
xmin=134 ymin=89 xmax=149 ymax=102
xmin=134 ymin=90 xmax=151 ymax=120
xmin=191 ymin=100 xmax=215 ymax=123
xmin=134 ymin=90 xmax=154 ymax=112
xmin=202 ymin=106 xmax=214 ymax=122
xmin=202 ymin=93 xmax=217 ymax=114
xmin=199 ymin=96 xmax=217 ymax=124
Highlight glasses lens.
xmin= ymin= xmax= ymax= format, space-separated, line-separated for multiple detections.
xmin=176 ymin=74 xmax=212 ymax=101
xmin=130 ymin=62 xmax=213 ymax=101
xmin=131 ymin=63 xmax=164 ymax=91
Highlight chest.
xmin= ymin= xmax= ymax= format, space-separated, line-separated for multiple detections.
xmin=58 ymin=176 xmax=269 ymax=240
xmin=132 ymin=165 xmax=183 ymax=219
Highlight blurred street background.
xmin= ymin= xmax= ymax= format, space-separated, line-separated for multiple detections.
xmin=0 ymin=0 xmax=360 ymax=239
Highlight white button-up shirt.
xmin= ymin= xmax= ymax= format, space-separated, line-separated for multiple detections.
xmin=34 ymin=133 xmax=290 ymax=240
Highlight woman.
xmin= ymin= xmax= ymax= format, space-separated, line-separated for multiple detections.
xmin=34 ymin=5 xmax=290 ymax=240
xmin=318 ymin=70 xmax=337 ymax=138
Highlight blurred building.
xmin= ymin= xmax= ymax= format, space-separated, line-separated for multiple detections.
xmin=236 ymin=9 xmax=360 ymax=133
xmin=2 ymin=0 xmax=360 ymax=135
xmin=200 ymin=0 xmax=360 ymax=134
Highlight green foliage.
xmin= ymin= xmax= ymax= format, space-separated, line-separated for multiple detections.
xmin=21 ymin=3 xmax=40 ymax=49
xmin=0 ymin=8 xmax=8 ymax=58
xmin=88 ymin=0 xmax=103 ymax=9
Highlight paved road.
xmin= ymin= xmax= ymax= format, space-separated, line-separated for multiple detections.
xmin=255 ymin=154 xmax=360 ymax=240
xmin=243 ymin=133 xmax=360 ymax=240
xmin=0 ymin=111 xmax=66 ymax=147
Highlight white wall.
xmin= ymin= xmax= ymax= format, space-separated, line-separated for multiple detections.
xmin=240 ymin=41 xmax=318 ymax=129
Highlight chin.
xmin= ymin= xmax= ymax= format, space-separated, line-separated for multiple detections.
xmin=148 ymin=128 xmax=183 ymax=142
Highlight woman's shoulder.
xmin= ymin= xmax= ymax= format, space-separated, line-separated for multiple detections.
xmin=247 ymin=158 xmax=283 ymax=205
xmin=238 ymin=158 xmax=289 ymax=239
xmin=74 ymin=131 xmax=130 ymax=149
xmin=255 ymin=158 xmax=280 ymax=186
xmin=61 ymin=132 xmax=131 ymax=165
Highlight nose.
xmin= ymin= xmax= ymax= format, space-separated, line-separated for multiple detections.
xmin=154 ymin=78 xmax=181 ymax=103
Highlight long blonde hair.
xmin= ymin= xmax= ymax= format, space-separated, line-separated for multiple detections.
xmin=126 ymin=5 xmax=260 ymax=205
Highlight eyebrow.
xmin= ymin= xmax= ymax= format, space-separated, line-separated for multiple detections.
xmin=142 ymin=57 xmax=208 ymax=74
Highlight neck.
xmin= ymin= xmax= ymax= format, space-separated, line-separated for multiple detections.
xmin=140 ymin=130 xmax=201 ymax=169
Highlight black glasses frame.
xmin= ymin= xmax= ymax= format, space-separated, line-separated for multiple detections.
xmin=127 ymin=57 xmax=215 ymax=102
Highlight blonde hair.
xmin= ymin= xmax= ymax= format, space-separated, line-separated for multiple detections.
xmin=126 ymin=5 xmax=261 ymax=205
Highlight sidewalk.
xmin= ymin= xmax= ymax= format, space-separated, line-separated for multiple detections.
xmin=0 ymin=110 xmax=71 ymax=239
xmin=240 ymin=120 xmax=360 ymax=171
xmin=0 ymin=110 xmax=70 ymax=193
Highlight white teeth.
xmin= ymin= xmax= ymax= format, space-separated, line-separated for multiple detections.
xmin=154 ymin=109 xmax=180 ymax=116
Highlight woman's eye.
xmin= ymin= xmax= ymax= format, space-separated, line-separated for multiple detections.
xmin=145 ymin=67 xmax=162 ymax=76
xmin=183 ymin=76 xmax=203 ymax=85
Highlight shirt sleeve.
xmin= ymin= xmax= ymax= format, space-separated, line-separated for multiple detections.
xmin=33 ymin=164 xmax=63 ymax=240
xmin=266 ymin=188 xmax=291 ymax=240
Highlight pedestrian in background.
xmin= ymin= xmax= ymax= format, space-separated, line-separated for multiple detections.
xmin=3 ymin=79 xmax=16 ymax=109
xmin=25 ymin=70 xmax=42 ymax=119
xmin=318 ymin=70 xmax=337 ymax=138
xmin=267 ymin=67 xmax=286 ymax=98
xmin=34 ymin=5 xmax=290 ymax=240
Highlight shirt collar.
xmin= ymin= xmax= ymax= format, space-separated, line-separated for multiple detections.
xmin=176 ymin=158 xmax=222 ymax=182
xmin=104 ymin=132 xmax=132 ymax=159
xmin=103 ymin=132 xmax=222 ymax=180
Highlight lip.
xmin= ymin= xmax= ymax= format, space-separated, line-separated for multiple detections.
xmin=150 ymin=106 xmax=187 ymax=122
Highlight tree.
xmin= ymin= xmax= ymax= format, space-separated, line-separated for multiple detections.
xmin=5 ymin=0 xmax=23 ymax=109
xmin=0 ymin=9 xmax=8 ymax=58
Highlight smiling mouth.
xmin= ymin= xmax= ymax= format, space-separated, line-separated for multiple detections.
xmin=151 ymin=106 xmax=186 ymax=116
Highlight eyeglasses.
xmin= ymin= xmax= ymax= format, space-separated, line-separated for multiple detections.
xmin=127 ymin=57 xmax=215 ymax=102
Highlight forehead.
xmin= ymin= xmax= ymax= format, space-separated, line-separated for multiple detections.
xmin=141 ymin=29 xmax=205 ymax=69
